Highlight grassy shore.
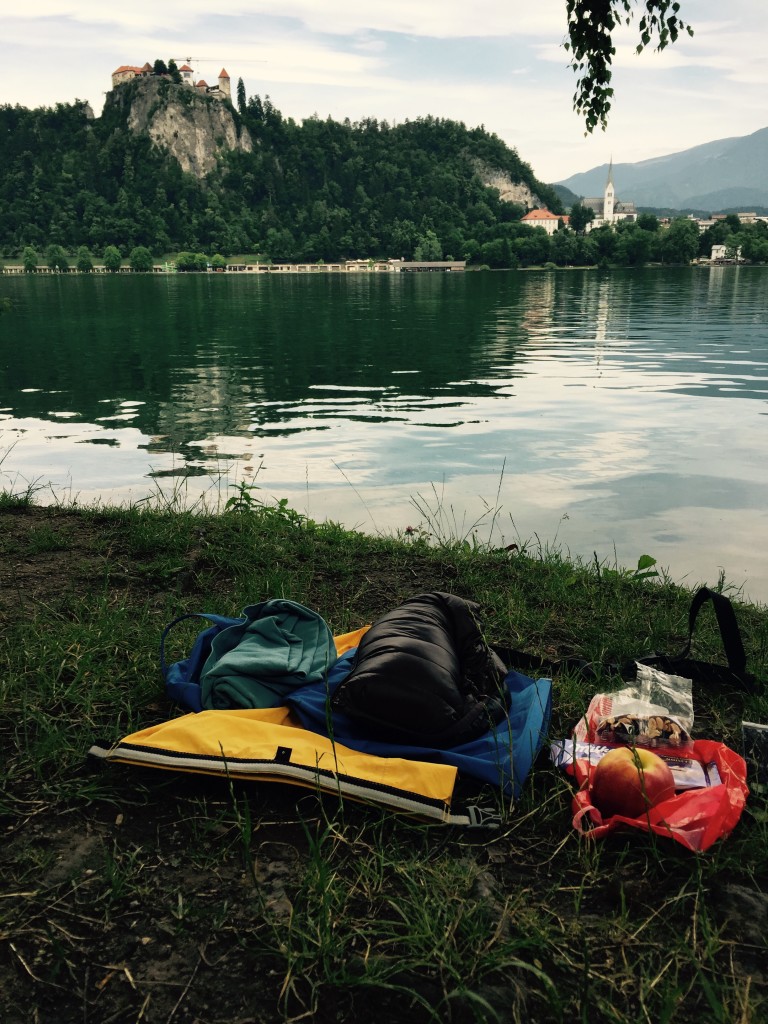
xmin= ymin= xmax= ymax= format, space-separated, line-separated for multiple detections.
xmin=1 ymin=492 xmax=767 ymax=1023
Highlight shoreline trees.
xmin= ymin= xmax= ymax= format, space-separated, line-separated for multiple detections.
xmin=2 ymin=91 xmax=765 ymax=271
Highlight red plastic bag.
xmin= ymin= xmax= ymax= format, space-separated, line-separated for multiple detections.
xmin=570 ymin=739 xmax=748 ymax=852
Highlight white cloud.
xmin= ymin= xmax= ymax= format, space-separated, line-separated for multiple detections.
xmin=7 ymin=1 xmax=568 ymax=38
xmin=1 ymin=0 xmax=765 ymax=182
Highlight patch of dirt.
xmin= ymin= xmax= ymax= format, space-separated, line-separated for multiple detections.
xmin=0 ymin=505 xmax=113 ymax=618
xmin=1 ymin=777 xmax=334 ymax=1024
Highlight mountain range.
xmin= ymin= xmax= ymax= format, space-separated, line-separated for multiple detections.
xmin=556 ymin=127 xmax=768 ymax=211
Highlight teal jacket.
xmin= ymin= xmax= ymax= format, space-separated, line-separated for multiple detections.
xmin=199 ymin=599 xmax=337 ymax=710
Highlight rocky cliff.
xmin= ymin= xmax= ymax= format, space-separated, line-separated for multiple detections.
xmin=470 ymin=159 xmax=538 ymax=208
xmin=103 ymin=77 xmax=252 ymax=178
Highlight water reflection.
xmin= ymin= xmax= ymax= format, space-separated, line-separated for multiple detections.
xmin=1 ymin=268 xmax=767 ymax=599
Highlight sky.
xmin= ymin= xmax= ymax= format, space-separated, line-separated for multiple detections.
xmin=2 ymin=1 xmax=766 ymax=184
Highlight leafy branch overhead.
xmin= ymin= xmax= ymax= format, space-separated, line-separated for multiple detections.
xmin=565 ymin=0 xmax=693 ymax=132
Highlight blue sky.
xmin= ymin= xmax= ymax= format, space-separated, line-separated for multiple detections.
xmin=2 ymin=1 xmax=766 ymax=183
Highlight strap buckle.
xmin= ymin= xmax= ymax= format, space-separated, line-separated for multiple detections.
xmin=465 ymin=805 xmax=502 ymax=829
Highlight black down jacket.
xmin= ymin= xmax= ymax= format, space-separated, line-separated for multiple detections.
xmin=331 ymin=592 xmax=510 ymax=748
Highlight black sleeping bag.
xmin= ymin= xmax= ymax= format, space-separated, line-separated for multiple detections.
xmin=330 ymin=592 xmax=510 ymax=748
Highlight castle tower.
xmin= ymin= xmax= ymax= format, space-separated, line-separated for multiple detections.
xmin=603 ymin=159 xmax=615 ymax=223
xmin=218 ymin=68 xmax=231 ymax=99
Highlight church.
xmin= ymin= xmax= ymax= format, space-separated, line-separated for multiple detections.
xmin=583 ymin=161 xmax=637 ymax=230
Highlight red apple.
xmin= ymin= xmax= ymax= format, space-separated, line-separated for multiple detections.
xmin=590 ymin=746 xmax=676 ymax=819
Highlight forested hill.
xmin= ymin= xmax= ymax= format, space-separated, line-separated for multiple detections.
xmin=0 ymin=85 xmax=562 ymax=263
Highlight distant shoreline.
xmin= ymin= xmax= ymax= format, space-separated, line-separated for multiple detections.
xmin=2 ymin=261 xmax=760 ymax=276
xmin=1 ymin=259 xmax=467 ymax=277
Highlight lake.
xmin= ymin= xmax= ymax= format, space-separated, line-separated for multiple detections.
xmin=1 ymin=267 xmax=767 ymax=602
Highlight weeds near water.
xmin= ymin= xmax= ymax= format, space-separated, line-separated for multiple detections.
xmin=593 ymin=549 xmax=660 ymax=583
xmin=226 ymin=482 xmax=309 ymax=528
xmin=332 ymin=457 xmax=379 ymax=533
xmin=224 ymin=479 xmax=263 ymax=513
xmin=0 ymin=442 xmax=45 ymax=507
xmin=409 ymin=479 xmax=505 ymax=551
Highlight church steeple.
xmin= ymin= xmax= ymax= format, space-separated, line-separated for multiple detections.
xmin=604 ymin=157 xmax=615 ymax=222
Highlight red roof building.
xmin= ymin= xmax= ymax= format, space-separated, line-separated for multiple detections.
xmin=111 ymin=65 xmax=144 ymax=87
xmin=521 ymin=209 xmax=561 ymax=236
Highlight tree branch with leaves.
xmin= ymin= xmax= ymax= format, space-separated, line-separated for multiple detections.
xmin=565 ymin=0 xmax=693 ymax=132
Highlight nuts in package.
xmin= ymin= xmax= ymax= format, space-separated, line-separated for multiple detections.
xmin=575 ymin=663 xmax=695 ymax=752
xmin=596 ymin=711 xmax=690 ymax=747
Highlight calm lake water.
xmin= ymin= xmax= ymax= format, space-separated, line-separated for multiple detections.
xmin=2 ymin=267 xmax=768 ymax=601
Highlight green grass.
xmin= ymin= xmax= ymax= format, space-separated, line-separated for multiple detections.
xmin=0 ymin=493 xmax=766 ymax=1023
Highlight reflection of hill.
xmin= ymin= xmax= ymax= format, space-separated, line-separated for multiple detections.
xmin=1 ymin=274 xmax=537 ymax=454
xmin=2 ymin=270 xmax=767 ymax=471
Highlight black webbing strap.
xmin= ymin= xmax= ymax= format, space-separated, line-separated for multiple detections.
xmin=491 ymin=645 xmax=598 ymax=683
xmin=682 ymin=586 xmax=747 ymax=674
xmin=634 ymin=586 xmax=758 ymax=694
xmin=494 ymin=586 xmax=760 ymax=695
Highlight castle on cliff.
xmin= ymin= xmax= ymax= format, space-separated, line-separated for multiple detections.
xmin=111 ymin=62 xmax=231 ymax=101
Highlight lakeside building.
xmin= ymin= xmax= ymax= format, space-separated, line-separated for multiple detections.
xmin=583 ymin=161 xmax=637 ymax=230
xmin=110 ymin=63 xmax=231 ymax=101
xmin=710 ymin=244 xmax=744 ymax=263
xmin=217 ymin=259 xmax=465 ymax=274
xmin=2 ymin=259 xmax=465 ymax=276
xmin=687 ymin=212 xmax=768 ymax=233
xmin=520 ymin=209 xmax=561 ymax=235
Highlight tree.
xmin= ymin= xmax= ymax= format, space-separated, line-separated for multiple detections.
xmin=741 ymin=229 xmax=768 ymax=264
xmin=175 ymin=251 xmax=196 ymax=272
xmin=661 ymin=217 xmax=699 ymax=264
xmin=153 ymin=59 xmax=168 ymax=76
xmin=565 ymin=1 xmax=693 ymax=131
xmin=551 ymin=229 xmax=579 ymax=266
xmin=168 ymin=60 xmax=182 ymax=85
xmin=22 ymin=246 xmax=38 ymax=273
xmin=129 ymin=245 xmax=153 ymax=272
xmin=590 ymin=225 xmax=617 ymax=265
xmin=569 ymin=203 xmax=595 ymax=234
xmin=46 ymin=244 xmax=69 ymax=271
xmin=516 ymin=228 xmax=552 ymax=267
xmin=413 ymin=229 xmax=442 ymax=261
xmin=575 ymin=234 xmax=599 ymax=265
xmin=76 ymin=246 xmax=93 ymax=272
xmin=247 ymin=94 xmax=264 ymax=122
xmin=103 ymin=245 xmax=122 ymax=272
xmin=236 ymin=78 xmax=247 ymax=117
xmin=637 ymin=213 xmax=660 ymax=232
xmin=480 ymin=238 xmax=506 ymax=268
xmin=615 ymin=223 xmax=652 ymax=265
xmin=174 ymin=252 xmax=209 ymax=272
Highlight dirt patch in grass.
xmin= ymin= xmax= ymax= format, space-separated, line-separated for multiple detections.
xmin=0 ymin=505 xmax=112 ymax=614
